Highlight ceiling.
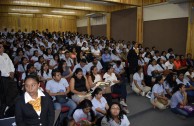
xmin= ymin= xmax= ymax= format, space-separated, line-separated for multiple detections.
xmin=0 ymin=0 xmax=167 ymax=18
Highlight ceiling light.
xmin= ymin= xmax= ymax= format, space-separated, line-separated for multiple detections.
xmin=8 ymin=13 xmax=34 ymax=16
xmin=11 ymin=8 xmax=39 ymax=12
xmin=43 ymin=14 xmax=63 ymax=18
xmin=51 ymin=10 xmax=75 ymax=14
xmin=13 ymin=1 xmax=50 ymax=6
xmin=63 ymin=5 xmax=91 ymax=10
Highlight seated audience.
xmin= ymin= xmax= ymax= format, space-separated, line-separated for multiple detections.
xmin=73 ymin=58 xmax=88 ymax=76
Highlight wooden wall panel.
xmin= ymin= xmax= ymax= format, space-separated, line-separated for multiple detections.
xmin=0 ymin=15 xmax=77 ymax=32
xmin=111 ymin=8 xmax=137 ymax=42
xmin=77 ymin=27 xmax=87 ymax=35
xmin=91 ymin=25 xmax=107 ymax=37
xmin=143 ymin=18 xmax=188 ymax=55
xmin=186 ymin=2 xmax=194 ymax=58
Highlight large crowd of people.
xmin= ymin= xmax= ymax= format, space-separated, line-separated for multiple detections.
xmin=0 ymin=28 xmax=194 ymax=125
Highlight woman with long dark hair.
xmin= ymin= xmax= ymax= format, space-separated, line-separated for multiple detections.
xmin=101 ymin=102 xmax=130 ymax=126
xmin=150 ymin=76 xmax=170 ymax=110
xmin=103 ymin=65 xmax=129 ymax=113
xmin=170 ymin=84 xmax=189 ymax=117
xmin=164 ymin=73 xmax=177 ymax=98
xmin=58 ymin=60 xmax=72 ymax=80
xmin=71 ymin=99 xmax=96 ymax=126
xmin=70 ymin=68 xmax=91 ymax=104
xmin=38 ymin=63 xmax=52 ymax=82
xmin=49 ymin=53 xmax=60 ymax=69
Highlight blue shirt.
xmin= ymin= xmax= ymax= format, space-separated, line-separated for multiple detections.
xmin=72 ymin=63 xmax=87 ymax=76
xmin=102 ymin=54 xmax=112 ymax=62
xmin=170 ymin=91 xmax=184 ymax=108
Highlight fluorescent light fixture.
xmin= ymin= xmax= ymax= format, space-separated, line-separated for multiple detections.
xmin=63 ymin=5 xmax=91 ymax=10
xmin=13 ymin=1 xmax=50 ymax=6
xmin=43 ymin=14 xmax=63 ymax=18
xmin=11 ymin=8 xmax=39 ymax=12
xmin=51 ymin=10 xmax=75 ymax=14
xmin=8 ymin=13 xmax=34 ymax=16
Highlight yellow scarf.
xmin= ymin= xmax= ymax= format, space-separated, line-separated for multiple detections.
xmin=28 ymin=97 xmax=41 ymax=112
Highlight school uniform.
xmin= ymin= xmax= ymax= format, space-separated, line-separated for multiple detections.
xmin=92 ymin=97 xmax=107 ymax=117
xmin=132 ymin=72 xmax=151 ymax=94
xmin=15 ymin=89 xmax=54 ymax=126
xmin=150 ymin=83 xmax=170 ymax=109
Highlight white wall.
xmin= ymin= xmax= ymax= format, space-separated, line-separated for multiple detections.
xmin=143 ymin=2 xmax=189 ymax=21
xmin=77 ymin=16 xmax=106 ymax=27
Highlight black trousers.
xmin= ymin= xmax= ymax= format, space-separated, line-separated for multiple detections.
xmin=0 ymin=77 xmax=18 ymax=117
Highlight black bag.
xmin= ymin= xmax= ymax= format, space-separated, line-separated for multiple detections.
xmin=55 ymin=95 xmax=69 ymax=103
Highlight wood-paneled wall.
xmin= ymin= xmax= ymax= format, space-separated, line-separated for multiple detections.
xmin=0 ymin=14 xmax=77 ymax=32
xmin=186 ymin=2 xmax=194 ymax=58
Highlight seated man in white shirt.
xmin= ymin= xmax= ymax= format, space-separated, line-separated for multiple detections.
xmin=46 ymin=69 xmax=77 ymax=120
xmin=86 ymin=57 xmax=103 ymax=73
xmin=111 ymin=49 xmax=121 ymax=63
xmin=64 ymin=51 xmax=74 ymax=67
xmin=165 ymin=56 xmax=175 ymax=71
xmin=73 ymin=59 xmax=88 ymax=76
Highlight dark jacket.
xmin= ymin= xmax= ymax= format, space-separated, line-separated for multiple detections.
xmin=15 ymin=92 xmax=54 ymax=126
xmin=127 ymin=49 xmax=138 ymax=73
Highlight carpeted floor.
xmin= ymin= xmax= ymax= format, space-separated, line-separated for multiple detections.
xmin=125 ymin=90 xmax=194 ymax=126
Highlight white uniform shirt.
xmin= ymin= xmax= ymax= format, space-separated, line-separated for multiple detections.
xmin=64 ymin=57 xmax=73 ymax=67
xmin=38 ymin=69 xmax=52 ymax=80
xmin=156 ymin=64 xmax=166 ymax=72
xmin=92 ymin=97 xmax=107 ymax=117
xmin=0 ymin=53 xmax=15 ymax=77
xmin=151 ymin=84 xmax=164 ymax=100
xmin=103 ymin=73 xmax=118 ymax=86
xmin=73 ymin=109 xmax=93 ymax=123
xmin=176 ymin=78 xmax=190 ymax=86
xmin=132 ymin=72 xmax=144 ymax=89
xmin=34 ymin=62 xmax=42 ymax=71
xmin=113 ymin=64 xmax=124 ymax=74
xmin=86 ymin=62 xmax=103 ymax=72
xmin=165 ymin=61 xmax=174 ymax=70
xmin=184 ymin=71 xmax=194 ymax=82
xmin=147 ymin=64 xmax=157 ymax=76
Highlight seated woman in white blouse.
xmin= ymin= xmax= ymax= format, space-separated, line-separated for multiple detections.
xmin=88 ymin=66 xmax=103 ymax=91
xmin=103 ymin=65 xmax=129 ymax=114
xmin=30 ymin=50 xmax=39 ymax=62
xmin=150 ymin=76 xmax=170 ymax=110
xmin=92 ymin=88 xmax=109 ymax=125
xmin=38 ymin=63 xmax=52 ymax=82
xmin=156 ymin=58 xmax=170 ymax=76
xmin=132 ymin=66 xmax=151 ymax=96
xmin=71 ymin=99 xmax=96 ymax=126
xmin=146 ymin=59 xmax=159 ymax=86
xmin=49 ymin=53 xmax=60 ymax=69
